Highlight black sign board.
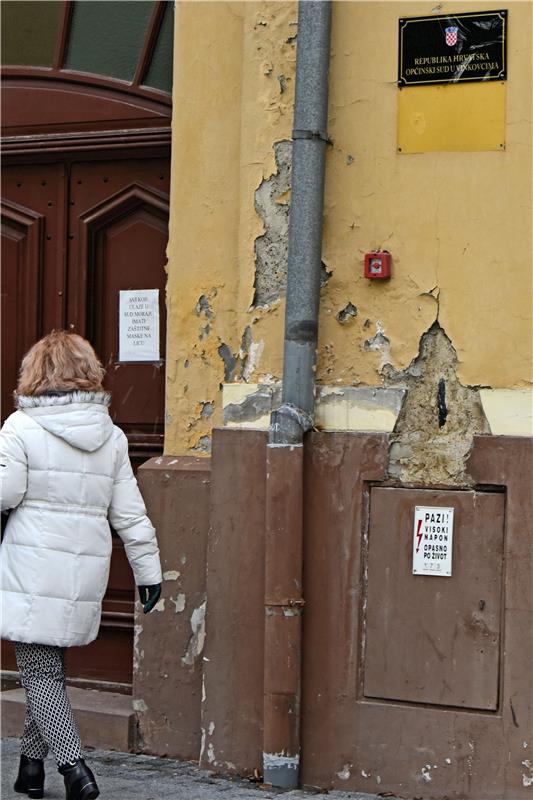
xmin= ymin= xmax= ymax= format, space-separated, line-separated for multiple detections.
xmin=398 ymin=10 xmax=507 ymax=86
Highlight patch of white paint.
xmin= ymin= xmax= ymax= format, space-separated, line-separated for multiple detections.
xmin=421 ymin=765 xmax=432 ymax=782
xmin=242 ymin=340 xmax=265 ymax=382
xmin=522 ymin=760 xmax=533 ymax=787
xmin=337 ymin=764 xmax=351 ymax=780
xmin=524 ymin=742 xmax=529 ymax=749
xmin=171 ymin=593 xmax=186 ymax=614
xmin=207 ymin=742 xmax=215 ymax=764
xmin=201 ymin=674 xmax=206 ymax=703
xmin=168 ymin=458 xmax=179 ymax=464
xmin=445 ymin=758 xmax=452 ymax=765
xmin=361 ymin=770 xmax=370 ymax=778
xmin=479 ymin=388 xmax=533 ymax=436
xmin=263 ymin=752 xmax=299 ymax=770
xmin=154 ymin=598 xmax=165 ymax=612
xmin=200 ymin=728 xmax=206 ymax=762
xmin=133 ymin=698 xmax=148 ymax=713
xmin=163 ymin=570 xmax=180 ymax=581
xmin=316 ymin=385 xmax=405 ymax=433
xmin=180 ymin=555 xmax=187 ymax=565
xmin=376 ymin=775 xmax=382 ymax=785
xmin=363 ymin=320 xmax=391 ymax=370
xmin=181 ymin=600 xmax=207 ymax=666
xmin=133 ymin=623 xmax=144 ymax=672
xmin=208 ymin=721 xmax=215 ymax=736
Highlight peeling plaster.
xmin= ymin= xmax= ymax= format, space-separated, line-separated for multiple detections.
xmin=242 ymin=340 xmax=265 ymax=382
xmin=192 ymin=435 xmax=212 ymax=454
xmin=224 ymin=384 xmax=281 ymax=426
xmin=263 ymin=752 xmax=299 ymax=770
xmin=223 ymin=382 xmax=405 ymax=433
xmin=336 ymin=764 xmax=351 ymax=780
xmin=196 ymin=294 xmax=214 ymax=320
xmin=133 ymin=623 xmax=144 ymax=674
xmin=182 ymin=600 xmax=207 ymax=667
xmin=218 ymin=343 xmax=236 ymax=382
xmin=253 ymin=140 xmax=292 ymax=307
xmin=200 ymin=401 xmax=214 ymax=419
xmin=163 ymin=570 xmax=180 ymax=581
xmin=164 ymin=1 xmax=532 ymax=458
xmin=170 ymin=594 xmax=186 ymax=614
xmin=421 ymin=765 xmax=433 ymax=783
xmin=363 ymin=320 xmax=391 ymax=370
xmin=336 ymin=302 xmax=357 ymax=324
xmin=385 ymin=323 xmax=490 ymax=485
xmin=200 ymin=727 xmax=206 ymax=763
xmin=523 ymin=759 xmax=533 ymax=787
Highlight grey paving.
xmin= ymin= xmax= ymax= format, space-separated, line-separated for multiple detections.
xmin=1 ymin=737 xmax=385 ymax=800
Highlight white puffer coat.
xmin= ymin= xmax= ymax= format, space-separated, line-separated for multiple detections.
xmin=0 ymin=391 xmax=162 ymax=648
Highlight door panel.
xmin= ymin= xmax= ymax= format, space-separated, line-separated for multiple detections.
xmin=1 ymin=200 xmax=43 ymax=420
xmin=65 ymin=159 xmax=170 ymax=684
xmin=1 ymin=157 xmax=169 ymax=687
xmin=1 ymin=164 xmax=67 ymax=338
xmin=1 ymin=164 xmax=66 ymax=421
xmin=68 ymin=161 xmax=168 ymax=453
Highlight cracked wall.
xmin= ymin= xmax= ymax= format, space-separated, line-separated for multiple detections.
xmin=385 ymin=324 xmax=490 ymax=485
xmin=165 ymin=1 xmax=532 ymax=456
xmin=165 ymin=1 xmax=298 ymax=455
xmin=253 ymin=139 xmax=292 ymax=306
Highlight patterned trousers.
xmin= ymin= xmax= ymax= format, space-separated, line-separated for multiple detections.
xmin=14 ymin=642 xmax=83 ymax=766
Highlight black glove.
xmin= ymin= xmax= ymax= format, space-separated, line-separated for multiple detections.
xmin=138 ymin=584 xmax=162 ymax=614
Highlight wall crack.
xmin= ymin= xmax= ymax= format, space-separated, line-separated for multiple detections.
xmin=384 ymin=323 xmax=490 ymax=485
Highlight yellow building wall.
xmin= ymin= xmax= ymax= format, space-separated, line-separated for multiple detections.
xmin=165 ymin=1 xmax=532 ymax=455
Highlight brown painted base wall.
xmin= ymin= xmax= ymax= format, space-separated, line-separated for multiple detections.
xmin=199 ymin=430 xmax=533 ymax=800
xmin=135 ymin=456 xmax=210 ymax=759
xmin=201 ymin=429 xmax=268 ymax=773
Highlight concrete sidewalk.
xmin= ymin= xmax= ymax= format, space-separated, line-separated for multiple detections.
xmin=1 ymin=738 xmax=386 ymax=800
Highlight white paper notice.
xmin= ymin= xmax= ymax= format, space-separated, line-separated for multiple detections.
xmin=412 ymin=506 xmax=454 ymax=577
xmin=119 ymin=289 xmax=160 ymax=362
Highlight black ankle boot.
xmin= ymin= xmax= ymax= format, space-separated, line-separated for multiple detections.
xmin=14 ymin=754 xmax=45 ymax=799
xmin=58 ymin=758 xmax=100 ymax=800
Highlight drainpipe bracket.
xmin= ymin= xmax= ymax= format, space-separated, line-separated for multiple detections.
xmin=292 ymin=128 xmax=331 ymax=145
xmin=269 ymin=403 xmax=314 ymax=445
xmin=265 ymin=598 xmax=306 ymax=608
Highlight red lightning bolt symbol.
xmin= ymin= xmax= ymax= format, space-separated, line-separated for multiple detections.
xmin=415 ymin=519 xmax=423 ymax=553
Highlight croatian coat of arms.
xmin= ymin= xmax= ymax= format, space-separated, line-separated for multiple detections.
xmin=445 ymin=26 xmax=459 ymax=46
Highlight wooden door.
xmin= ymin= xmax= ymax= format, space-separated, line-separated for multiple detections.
xmin=1 ymin=164 xmax=67 ymax=421
xmin=1 ymin=158 xmax=169 ymax=688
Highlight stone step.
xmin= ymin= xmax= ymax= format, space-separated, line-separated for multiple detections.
xmin=1 ymin=687 xmax=135 ymax=752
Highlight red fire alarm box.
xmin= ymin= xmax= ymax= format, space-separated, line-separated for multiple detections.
xmin=364 ymin=251 xmax=391 ymax=280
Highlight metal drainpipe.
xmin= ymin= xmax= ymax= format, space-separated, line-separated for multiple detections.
xmin=263 ymin=1 xmax=332 ymax=789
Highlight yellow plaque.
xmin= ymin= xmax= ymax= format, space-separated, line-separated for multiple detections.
xmin=397 ymin=81 xmax=506 ymax=153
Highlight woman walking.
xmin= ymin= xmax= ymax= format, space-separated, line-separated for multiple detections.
xmin=0 ymin=331 xmax=162 ymax=800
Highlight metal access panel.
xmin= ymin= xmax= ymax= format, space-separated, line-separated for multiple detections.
xmin=364 ymin=487 xmax=505 ymax=710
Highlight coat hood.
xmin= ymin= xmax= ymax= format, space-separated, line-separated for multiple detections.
xmin=16 ymin=391 xmax=114 ymax=452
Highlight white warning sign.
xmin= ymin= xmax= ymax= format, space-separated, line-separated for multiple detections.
xmin=119 ymin=289 xmax=160 ymax=362
xmin=413 ymin=506 xmax=454 ymax=577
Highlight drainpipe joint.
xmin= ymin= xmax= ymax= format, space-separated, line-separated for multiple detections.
xmin=269 ymin=403 xmax=314 ymax=446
